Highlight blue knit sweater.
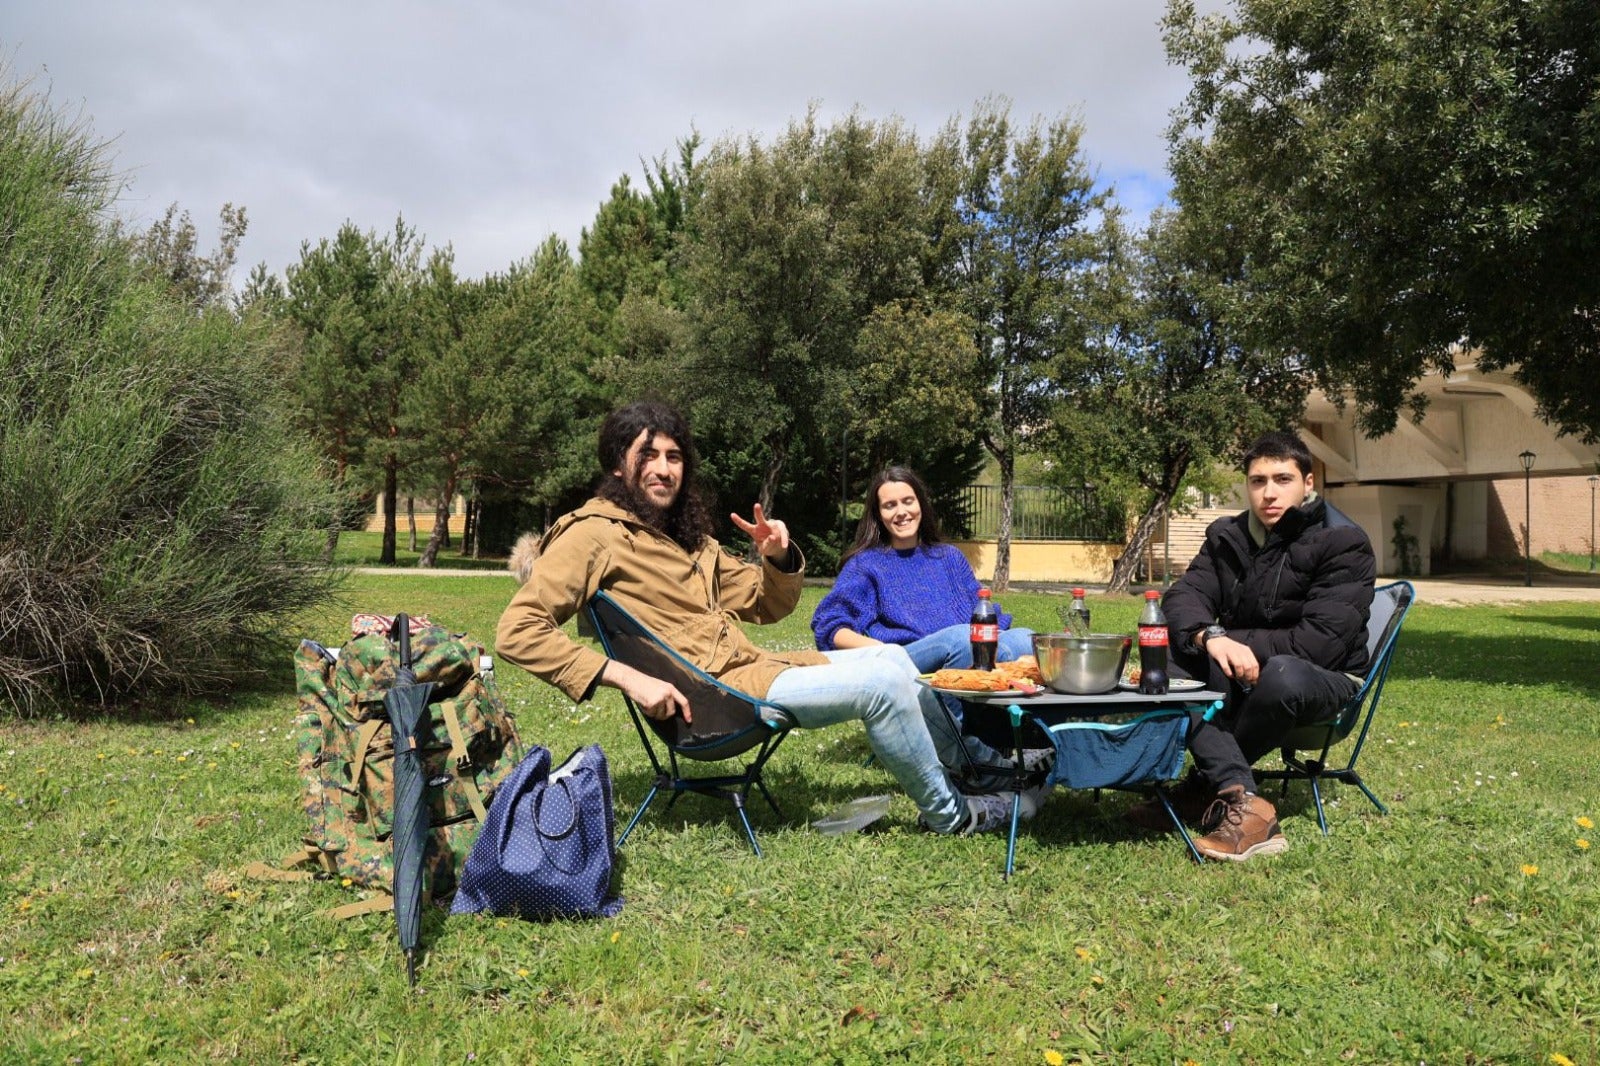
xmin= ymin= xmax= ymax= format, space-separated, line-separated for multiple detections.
xmin=811 ymin=543 xmax=1014 ymax=651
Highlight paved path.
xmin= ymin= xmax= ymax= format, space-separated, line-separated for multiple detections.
xmin=1401 ymin=574 xmax=1600 ymax=606
xmin=356 ymin=565 xmax=1600 ymax=606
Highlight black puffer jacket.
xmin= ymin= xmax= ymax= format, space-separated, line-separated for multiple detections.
xmin=1163 ymin=496 xmax=1376 ymax=675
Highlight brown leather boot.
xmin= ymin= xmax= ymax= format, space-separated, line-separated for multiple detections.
xmin=1194 ymin=785 xmax=1289 ymax=862
xmin=1123 ymin=773 xmax=1213 ymax=833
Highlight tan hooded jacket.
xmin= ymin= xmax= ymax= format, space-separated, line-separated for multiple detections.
xmin=495 ymin=497 xmax=828 ymax=702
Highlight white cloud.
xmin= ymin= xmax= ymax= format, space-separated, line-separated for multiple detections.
xmin=6 ymin=0 xmax=1217 ymax=281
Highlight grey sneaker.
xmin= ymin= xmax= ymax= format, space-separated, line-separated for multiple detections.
xmin=960 ymin=790 xmax=1038 ymax=836
xmin=1021 ymin=747 xmax=1056 ymax=775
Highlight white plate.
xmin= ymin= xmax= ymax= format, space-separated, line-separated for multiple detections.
xmin=1117 ymin=677 xmax=1206 ymax=693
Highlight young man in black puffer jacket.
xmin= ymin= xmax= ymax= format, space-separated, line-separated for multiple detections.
xmin=1127 ymin=430 xmax=1376 ymax=861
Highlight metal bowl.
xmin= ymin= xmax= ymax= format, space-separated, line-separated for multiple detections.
xmin=1032 ymin=632 xmax=1132 ymax=694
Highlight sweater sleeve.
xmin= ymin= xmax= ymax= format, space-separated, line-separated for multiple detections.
xmin=812 ymin=556 xmax=877 ymax=650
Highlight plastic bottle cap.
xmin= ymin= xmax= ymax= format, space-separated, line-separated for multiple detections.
xmin=978 ymin=588 xmax=991 ymax=598
xmin=1145 ymin=590 xmax=1160 ymax=599
xmin=1072 ymin=588 xmax=1085 ymax=596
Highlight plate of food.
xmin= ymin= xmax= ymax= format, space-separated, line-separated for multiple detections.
xmin=920 ymin=664 xmax=1044 ymax=697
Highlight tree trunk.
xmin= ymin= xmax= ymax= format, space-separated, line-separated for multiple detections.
xmin=754 ymin=437 xmax=789 ymax=560
xmin=417 ymin=473 xmax=457 ymax=569
xmin=1108 ymin=494 xmax=1171 ymax=594
xmin=993 ymin=448 xmax=1015 ymax=592
xmin=322 ymin=459 xmax=348 ymax=565
xmin=464 ymin=492 xmax=478 ymax=559
xmin=380 ymin=460 xmax=398 ymax=565
xmin=406 ymin=495 xmax=417 ymax=553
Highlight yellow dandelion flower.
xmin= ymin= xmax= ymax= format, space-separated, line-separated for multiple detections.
xmin=1550 ymin=1054 xmax=1575 ymax=1066
xmin=1044 ymin=1051 xmax=1065 ymax=1066
xmin=176 ymin=755 xmax=188 ymax=763
xmin=75 ymin=967 xmax=95 ymax=979
xmin=97 ymin=752 xmax=108 ymax=760
xmin=1074 ymin=947 xmax=1094 ymax=962
xmin=230 ymin=742 xmax=241 ymax=750
xmin=610 ymin=931 xmax=621 ymax=943
xmin=185 ymin=718 xmax=195 ymax=725
xmin=1521 ymin=864 xmax=1539 ymax=876
xmin=516 ymin=968 xmax=530 ymax=978
xmin=225 ymin=890 xmax=240 ymax=900
xmin=17 ymin=897 xmax=31 ymax=912
xmin=1577 ymin=839 xmax=1590 ymax=850
xmin=341 ymin=877 xmax=353 ymax=888
xmin=1576 ymin=816 xmax=1594 ymax=830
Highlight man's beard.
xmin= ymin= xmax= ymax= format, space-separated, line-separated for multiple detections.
xmin=599 ymin=470 xmax=710 ymax=553
xmin=623 ymin=480 xmax=673 ymax=531
xmin=600 ymin=474 xmax=675 ymax=532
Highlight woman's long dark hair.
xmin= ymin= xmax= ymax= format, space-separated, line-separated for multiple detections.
xmin=842 ymin=465 xmax=943 ymax=563
xmin=595 ymin=400 xmax=713 ymax=553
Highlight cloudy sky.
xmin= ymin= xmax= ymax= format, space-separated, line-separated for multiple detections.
xmin=8 ymin=1 xmax=1217 ymax=283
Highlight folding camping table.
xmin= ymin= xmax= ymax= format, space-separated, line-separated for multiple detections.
xmin=939 ymin=686 xmax=1226 ymax=877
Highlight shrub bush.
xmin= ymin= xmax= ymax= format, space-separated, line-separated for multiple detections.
xmin=0 ymin=73 xmax=337 ymax=713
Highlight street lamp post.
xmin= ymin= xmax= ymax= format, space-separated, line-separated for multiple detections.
xmin=1519 ymin=450 xmax=1536 ymax=587
xmin=1589 ymin=475 xmax=1597 ymax=573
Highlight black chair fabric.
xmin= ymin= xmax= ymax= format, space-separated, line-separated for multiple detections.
xmin=1255 ymin=579 xmax=1415 ymax=833
xmin=584 ymin=591 xmax=792 ymax=855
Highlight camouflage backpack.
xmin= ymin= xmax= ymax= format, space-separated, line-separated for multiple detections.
xmin=249 ymin=621 xmax=525 ymax=917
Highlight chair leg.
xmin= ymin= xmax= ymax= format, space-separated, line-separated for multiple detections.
xmin=1333 ymin=770 xmax=1389 ymax=816
xmin=618 ymin=776 xmax=666 ymax=848
xmin=752 ymin=775 xmax=783 ymax=820
xmin=729 ymin=792 xmax=763 ymax=857
xmin=1152 ymin=784 xmax=1205 ymax=864
xmin=1307 ymin=775 xmax=1330 ymax=836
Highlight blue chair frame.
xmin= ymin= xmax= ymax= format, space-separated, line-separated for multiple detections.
xmin=1254 ymin=580 xmax=1415 ymax=834
xmin=584 ymin=591 xmax=792 ymax=856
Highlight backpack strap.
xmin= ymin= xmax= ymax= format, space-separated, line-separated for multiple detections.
xmin=348 ymin=718 xmax=385 ymax=787
xmin=439 ymin=703 xmax=490 ymax=823
xmin=326 ymin=895 xmax=394 ymax=920
xmin=244 ymin=844 xmax=395 ymax=920
xmin=244 ymin=844 xmax=339 ymax=883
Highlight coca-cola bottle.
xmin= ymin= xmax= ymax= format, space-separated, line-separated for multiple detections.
xmin=1137 ymin=589 xmax=1170 ymax=694
xmin=970 ymin=588 xmax=999 ymax=671
xmin=1068 ymin=588 xmax=1091 ymax=636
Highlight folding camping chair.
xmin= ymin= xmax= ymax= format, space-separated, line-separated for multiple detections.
xmin=584 ymin=591 xmax=793 ymax=856
xmin=1254 ymin=580 xmax=1415 ymax=835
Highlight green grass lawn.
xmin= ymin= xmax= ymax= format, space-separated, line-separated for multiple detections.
xmin=333 ymin=529 xmax=509 ymax=571
xmin=3 ymin=577 xmax=1597 ymax=1063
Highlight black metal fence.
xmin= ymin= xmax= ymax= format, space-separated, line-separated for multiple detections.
xmin=952 ymin=484 xmax=1124 ymax=542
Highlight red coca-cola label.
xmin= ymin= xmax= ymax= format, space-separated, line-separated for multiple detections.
xmin=1138 ymin=626 xmax=1168 ymax=647
xmin=970 ymin=623 xmax=999 ymax=643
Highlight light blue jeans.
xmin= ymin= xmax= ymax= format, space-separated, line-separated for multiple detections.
xmin=764 ymin=644 xmax=972 ymax=833
xmin=904 ymin=623 xmax=1036 ymax=674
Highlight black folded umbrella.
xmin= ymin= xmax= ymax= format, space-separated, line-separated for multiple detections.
xmin=384 ymin=614 xmax=434 ymax=987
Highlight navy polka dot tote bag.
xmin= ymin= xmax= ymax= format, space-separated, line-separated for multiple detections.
xmin=450 ymin=744 xmax=624 ymax=920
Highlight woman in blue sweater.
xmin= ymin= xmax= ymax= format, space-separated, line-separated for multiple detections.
xmin=813 ymin=466 xmax=1034 ymax=673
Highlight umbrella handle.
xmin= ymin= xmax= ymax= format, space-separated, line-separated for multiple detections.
xmin=393 ymin=613 xmax=412 ymax=669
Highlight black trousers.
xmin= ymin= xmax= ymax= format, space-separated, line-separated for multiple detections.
xmin=1171 ymin=647 xmax=1359 ymax=794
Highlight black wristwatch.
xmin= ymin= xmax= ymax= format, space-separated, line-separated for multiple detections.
xmin=1199 ymin=624 xmax=1227 ymax=649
